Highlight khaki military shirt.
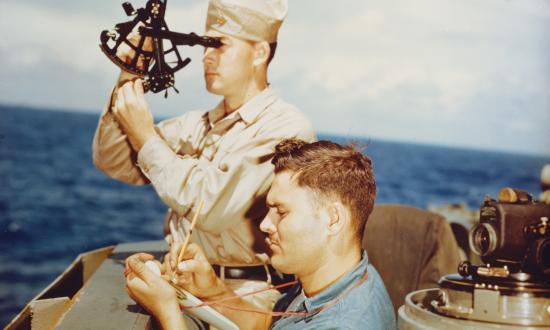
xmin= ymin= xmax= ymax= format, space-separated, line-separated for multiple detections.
xmin=93 ymin=87 xmax=316 ymax=265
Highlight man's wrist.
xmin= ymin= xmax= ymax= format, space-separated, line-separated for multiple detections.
xmin=133 ymin=130 xmax=157 ymax=152
xmin=157 ymin=301 xmax=185 ymax=330
xmin=204 ymin=277 xmax=234 ymax=301
xmin=117 ymin=70 xmax=142 ymax=88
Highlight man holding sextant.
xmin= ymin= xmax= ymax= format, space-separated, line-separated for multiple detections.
xmin=93 ymin=0 xmax=315 ymax=308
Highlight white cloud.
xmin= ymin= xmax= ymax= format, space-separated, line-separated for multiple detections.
xmin=269 ymin=0 xmax=550 ymax=154
xmin=165 ymin=1 xmax=208 ymax=32
xmin=0 ymin=0 xmax=548 ymax=155
xmin=1 ymin=1 xmax=114 ymax=73
xmin=0 ymin=1 xmax=208 ymax=74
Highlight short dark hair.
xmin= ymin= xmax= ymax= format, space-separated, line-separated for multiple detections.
xmin=272 ymin=139 xmax=376 ymax=242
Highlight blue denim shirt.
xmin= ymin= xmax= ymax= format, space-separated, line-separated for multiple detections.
xmin=270 ymin=251 xmax=396 ymax=330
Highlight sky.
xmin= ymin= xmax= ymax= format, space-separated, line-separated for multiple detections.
xmin=1 ymin=0 xmax=549 ymax=156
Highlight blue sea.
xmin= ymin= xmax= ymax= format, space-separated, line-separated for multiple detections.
xmin=0 ymin=105 xmax=548 ymax=326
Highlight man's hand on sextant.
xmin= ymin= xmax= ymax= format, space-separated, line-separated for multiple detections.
xmin=112 ymin=79 xmax=157 ymax=152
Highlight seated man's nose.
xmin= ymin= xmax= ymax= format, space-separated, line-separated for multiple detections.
xmin=260 ymin=216 xmax=275 ymax=233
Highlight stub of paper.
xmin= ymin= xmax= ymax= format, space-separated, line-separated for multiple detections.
xmin=144 ymin=261 xmax=239 ymax=330
xmin=145 ymin=261 xmax=162 ymax=276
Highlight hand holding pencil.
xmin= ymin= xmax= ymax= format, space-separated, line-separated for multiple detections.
xmin=168 ymin=200 xmax=204 ymax=273
xmin=176 ymin=200 xmax=204 ymax=269
xmin=161 ymin=200 xmax=227 ymax=298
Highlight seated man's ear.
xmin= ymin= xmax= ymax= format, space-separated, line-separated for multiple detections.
xmin=326 ymin=202 xmax=348 ymax=236
xmin=253 ymin=41 xmax=270 ymax=66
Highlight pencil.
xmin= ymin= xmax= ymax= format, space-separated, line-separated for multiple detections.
xmin=176 ymin=199 xmax=204 ymax=266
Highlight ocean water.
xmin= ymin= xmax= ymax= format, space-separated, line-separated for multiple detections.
xmin=0 ymin=105 xmax=548 ymax=326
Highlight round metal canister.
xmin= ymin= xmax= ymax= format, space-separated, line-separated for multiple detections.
xmin=398 ymin=288 xmax=550 ymax=330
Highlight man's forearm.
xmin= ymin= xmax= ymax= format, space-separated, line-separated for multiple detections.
xmin=92 ymin=85 xmax=149 ymax=184
xmin=207 ymin=289 xmax=271 ymax=330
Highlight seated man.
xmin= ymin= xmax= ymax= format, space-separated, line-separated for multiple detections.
xmin=125 ymin=139 xmax=396 ymax=329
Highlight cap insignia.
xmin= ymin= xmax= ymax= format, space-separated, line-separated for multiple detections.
xmin=216 ymin=8 xmax=227 ymax=25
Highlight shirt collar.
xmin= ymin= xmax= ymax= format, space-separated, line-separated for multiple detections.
xmin=237 ymin=86 xmax=277 ymax=124
xmin=303 ymin=250 xmax=370 ymax=311
xmin=205 ymin=102 xmax=226 ymax=128
xmin=204 ymin=86 xmax=278 ymax=127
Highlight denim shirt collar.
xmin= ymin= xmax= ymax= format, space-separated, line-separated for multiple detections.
xmin=302 ymin=250 xmax=369 ymax=311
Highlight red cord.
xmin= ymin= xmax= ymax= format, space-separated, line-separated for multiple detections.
xmin=181 ymin=269 xmax=368 ymax=317
xmin=181 ymin=279 xmax=298 ymax=309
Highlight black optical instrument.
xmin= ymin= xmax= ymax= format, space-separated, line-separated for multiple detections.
xmin=99 ymin=0 xmax=222 ymax=97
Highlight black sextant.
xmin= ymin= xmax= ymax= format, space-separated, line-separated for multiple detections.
xmin=100 ymin=0 xmax=222 ymax=97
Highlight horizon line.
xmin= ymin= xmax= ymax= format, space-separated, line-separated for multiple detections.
xmin=1 ymin=102 xmax=549 ymax=159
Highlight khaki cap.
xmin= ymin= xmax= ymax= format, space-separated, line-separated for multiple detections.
xmin=206 ymin=0 xmax=288 ymax=43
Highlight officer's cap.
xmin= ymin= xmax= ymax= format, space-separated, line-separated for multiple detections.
xmin=206 ymin=0 xmax=288 ymax=43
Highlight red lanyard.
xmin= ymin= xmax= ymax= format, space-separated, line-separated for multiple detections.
xmin=181 ymin=269 xmax=369 ymax=317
